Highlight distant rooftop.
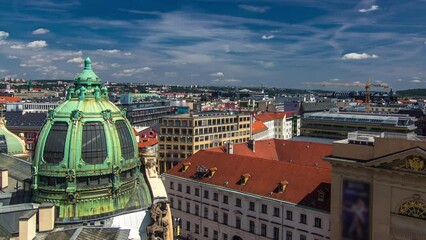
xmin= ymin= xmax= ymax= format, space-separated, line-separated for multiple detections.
xmin=337 ymin=131 xmax=426 ymax=145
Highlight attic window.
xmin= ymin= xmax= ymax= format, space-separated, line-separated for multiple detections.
xmin=208 ymin=167 xmax=217 ymax=178
xmin=181 ymin=162 xmax=191 ymax=172
xmin=240 ymin=173 xmax=251 ymax=185
xmin=278 ymin=180 xmax=288 ymax=193
xmin=318 ymin=190 xmax=325 ymax=202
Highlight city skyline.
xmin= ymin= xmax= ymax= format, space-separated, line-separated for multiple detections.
xmin=0 ymin=0 xmax=426 ymax=90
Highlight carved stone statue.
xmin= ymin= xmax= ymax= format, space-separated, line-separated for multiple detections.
xmin=145 ymin=158 xmax=159 ymax=178
xmin=147 ymin=201 xmax=170 ymax=240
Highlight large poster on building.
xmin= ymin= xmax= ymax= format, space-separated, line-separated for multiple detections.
xmin=342 ymin=179 xmax=370 ymax=240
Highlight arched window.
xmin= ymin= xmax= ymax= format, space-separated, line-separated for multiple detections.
xmin=43 ymin=122 xmax=68 ymax=164
xmin=81 ymin=122 xmax=107 ymax=164
xmin=399 ymin=199 xmax=426 ymax=219
xmin=115 ymin=120 xmax=135 ymax=160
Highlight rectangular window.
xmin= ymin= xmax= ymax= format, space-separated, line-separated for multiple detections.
xmin=300 ymin=214 xmax=307 ymax=224
xmin=286 ymin=210 xmax=293 ymax=220
xmin=223 ymin=213 xmax=228 ymax=225
xmin=249 ymin=201 xmax=255 ymax=211
xmin=169 ymin=181 xmax=174 ymax=190
xmin=236 ymin=216 xmax=241 ymax=229
xmin=177 ymin=200 xmax=182 ymax=210
xmin=249 ymin=220 xmax=255 ymax=233
xmin=177 ymin=183 xmax=182 ymax=192
xmin=204 ymin=227 xmax=208 ymax=237
xmin=170 ymin=197 xmax=174 ymax=208
xmin=273 ymin=227 xmax=279 ymax=240
xmin=213 ymin=210 xmax=218 ymax=222
xmin=195 ymin=188 xmax=200 ymax=196
xmin=186 ymin=221 xmax=190 ymax=231
xmin=195 ymin=224 xmax=199 ymax=234
xmin=195 ymin=205 xmax=199 ymax=216
xmin=314 ymin=217 xmax=322 ymax=228
xmin=186 ymin=185 xmax=190 ymax=194
xmin=223 ymin=233 xmax=228 ymax=240
xmin=213 ymin=192 xmax=218 ymax=201
xmin=235 ymin=198 xmax=241 ymax=207
xmin=300 ymin=234 xmax=306 ymax=240
xmin=204 ymin=207 xmax=209 ymax=219
xmin=286 ymin=231 xmax=292 ymax=240
xmin=261 ymin=204 xmax=267 ymax=214
xmin=213 ymin=230 xmax=218 ymax=240
xmin=261 ymin=223 xmax=267 ymax=236
xmin=273 ymin=207 xmax=280 ymax=217
xmin=204 ymin=190 xmax=209 ymax=199
xmin=223 ymin=195 xmax=228 ymax=204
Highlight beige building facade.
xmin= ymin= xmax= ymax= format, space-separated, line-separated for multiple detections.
xmin=325 ymin=132 xmax=426 ymax=240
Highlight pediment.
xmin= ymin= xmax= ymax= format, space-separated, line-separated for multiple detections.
xmin=365 ymin=147 xmax=426 ymax=174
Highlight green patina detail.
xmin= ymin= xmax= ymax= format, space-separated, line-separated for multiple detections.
xmin=32 ymin=57 xmax=152 ymax=223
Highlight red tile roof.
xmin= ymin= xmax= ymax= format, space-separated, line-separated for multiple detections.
xmin=252 ymin=120 xmax=268 ymax=134
xmin=208 ymin=139 xmax=332 ymax=169
xmin=0 ymin=96 xmax=21 ymax=103
xmin=254 ymin=112 xmax=296 ymax=122
xmin=138 ymin=137 xmax=158 ymax=148
xmin=166 ymin=149 xmax=331 ymax=211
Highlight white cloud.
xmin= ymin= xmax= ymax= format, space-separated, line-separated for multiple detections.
xmin=330 ymin=78 xmax=340 ymax=81
xmin=210 ymin=72 xmax=224 ymax=77
xmin=113 ymin=67 xmax=152 ymax=77
xmin=239 ymin=5 xmax=270 ymax=13
xmin=410 ymin=79 xmax=422 ymax=83
xmin=32 ymin=28 xmax=50 ymax=35
xmin=0 ymin=31 xmax=9 ymax=40
xmin=255 ymin=60 xmax=275 ymax=68
xmin=359 ymin=5 xmax=379 ymax=13
xmin=261 ymin=35 xmax=274 ymax=40
xmin=142 ymin=67 xmax=152 ymax=71
xmin=397 ymin=78 xmax=403 ymax=82
xmin=7 ymin=55 xmax=18 ymax=59
xmin=27 ymin=40 xmax=47 ymax=48
xmin=97 ymin=49 xmax=121 ymax=54
xmin=111 ymin=63 xmax=121 ymax=68
xmin=0 ymin=69 xmax=7 ymax=73
xmin=10 ymin=44 xmax=24 ymax=49
xmin=213 ymin=78 xmax=241 ymax=83
xmin=341 ymin=53 xmax=379 ymax=60
xmin=67 ymin=57 xmax=84 ymax=63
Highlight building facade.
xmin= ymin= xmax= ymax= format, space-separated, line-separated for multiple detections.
xmin=158 ymin=112 xmax=251 ymax=173
xmin=254 ymin=112 xmax=300 ymax=140
xmin=325 ymin=131 xmax=426 ymax=240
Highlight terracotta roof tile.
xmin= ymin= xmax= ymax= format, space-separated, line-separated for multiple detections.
xmin=252 ymin=121 xmax=268 ymax=134
xmin=138 ymin=137 xmax=158 ymax=148
xmin=166 ymin=149 xmax=331 ymax=211
xmin=254 ymin=112 xmax=297 ymax=122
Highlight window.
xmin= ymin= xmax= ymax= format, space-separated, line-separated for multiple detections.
xmin=273 ymin=227 xmax=279 ymax=240
xmin=204 ymin=207 xmax=209 ymax=218
xmin=236 ymin=216 xmax=241 ymax=229
xmin=204 ymin=190 xmax=209 ymax=199
xmin=314 ymin=217 xmax=322 ymax=228
xmin=195 ymin=188 xmax=200 ymax=196
xmin=223 ymin=213 xmax=228 ymax=225
xmin=204 ymin=227 xmax=208 ymax=237
xmin=223 ymin=233 xmax=228 ymax=240
xmin=195 ymin=224 xmax=199 ymax=234
xmin=286 ymin=231 xmax=292 ymax=240
xmin=115 ymin=120 xmax=135 ymax=160
xmin=169 ymin=181 xmax=174 ymax=190
xmin=213 ymin=230 xmax=218 ymax=240
xmin=43 ymin=122 xmax=68 ymax=164
xmin=300 ymin=214 xmax=307 ymax=224
xmin=177 ymin=200 xmax=182 ymax=210
xmin=186 ymin=185 xmax=191 ymax=194
xmin=213 ymin=210 xmax=218 ymax=222
xmin=249 ymin=220 xmax=255 ymax=233
xmin=169 ymin=197 xmax=174 ymax=208
xmin=177 ymin=183 xmax=182 ymax=192
xmin=300 ymin=234 xmax=306 ymax=240
xmin=249 ymin=201 xmax=255 ymax=211
xmin=223 ymin=195 xmax=228 ymax=204
xmin=235 ymin=198 xmax=241 ymax=207
xmin=273 ymin=207 xmax=280 ymax=217
xmin=195 ymin=205 xmax=199 ymax=216
xmin=261 ymin=204 xmax=267 ymax=214
xmin=261 ymin=223 xmax=267 ymax=236
xmin=286 ymin=210 xmax=293 ymax=220
xmin=81 ymin=122 xmax=107 ymax=164
xmin=213 ymin=192 xmax=218 ymax=201
xmin=186 ymin=202 xmax=190 ymax=213
xmin=186 ymin=221 xmax=190 ymax=231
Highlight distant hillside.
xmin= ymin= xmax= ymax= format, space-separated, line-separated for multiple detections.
xmin=396 ymin=89 xmax=426 ymax=98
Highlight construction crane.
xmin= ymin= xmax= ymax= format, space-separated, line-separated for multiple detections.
xmin=302 ymin=79 xmax=390 ymax=112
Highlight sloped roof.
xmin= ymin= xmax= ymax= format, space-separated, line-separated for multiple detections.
xmin=254 ymin=112 xmax=296 ymax=122
xmin=252 ymin=121 xmax=268 ymax=134
xmin=208 ymin=139 xmax=332 ymax=169
xmin=138 ymin=138 xmax=158 ymax=148
xmin=166 ymin=150 xmax=331 ymax=211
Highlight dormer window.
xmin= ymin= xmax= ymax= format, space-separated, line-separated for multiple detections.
xmin=240 ymin=173 xmax=250 ymax=185
xmin=278 ymin=180 xmax=288 ymax=193
xmin=181 ymin=162 xmax=191 ymax=172
xmin=208 ymin=167 xmax=217 ymax=178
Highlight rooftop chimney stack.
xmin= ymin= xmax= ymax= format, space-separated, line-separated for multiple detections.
xmin=226 ymin=142 xmax=234 ymax=154
xmin=248 ymin=139 xmax=255 ymax=153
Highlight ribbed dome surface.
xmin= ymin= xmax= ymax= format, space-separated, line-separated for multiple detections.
xmin=32 ymin=58 xmax=151 ymax=222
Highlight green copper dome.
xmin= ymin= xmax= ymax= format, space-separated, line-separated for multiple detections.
xmin=32 ymin=57 xmax=152 ymax=222
xmin=0 ymin=118 xmax=27 ymax=156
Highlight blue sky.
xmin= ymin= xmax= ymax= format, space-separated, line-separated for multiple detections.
xmin=0 ymin=0 xmax=426 ymax=90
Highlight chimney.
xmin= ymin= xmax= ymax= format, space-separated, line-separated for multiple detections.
xmin=19 ymin=210 xmax=37 ymax=240
xmin=38 ymin=203 xmax=55 ymax=232
xmin=208 ymin=167 xmax=217 ymax=178
xmin=181 ymin=162 xmax=191 ymax=172
xmin=248 ymin=139 xmax=255 ymax=152
xmin=226 ymin=142 xmax=234 ymax=154
xmin=0 ymin=168 xmax=8 ymax=190
xmin=240 ymin=173 xmax=251 ymax=185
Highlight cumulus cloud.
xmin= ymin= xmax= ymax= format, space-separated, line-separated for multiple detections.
xmin=261 ymin=35 xmax=274 ymax=40
xmin=32 ymin=28 xmax=50 ymax=35
xmin=142 ymin=67 xmax=152 ymax=71
xmin=111 ymin=63 xmax=121 ymax=68
xmin=341 ymin=53 xmax=378 ymax=60
xmin=7 ymin=55 xmax=18 ymax=59
xmin=0 ymin=31 xmax=9 ymax=40
xmin=239 ymin=5 xmax=270 ymax=13
xmin=10 ymin=44 xmax=24 ymax=49
xmin=67 ymin=57 xmax=84 ymax=63
xmin=410 ymin=79 xmax=422 ymax=83
xmin=27 ymin=40 xmax=47 ymax=48
xmin=210 ymin=72 xmax=224 ymax=77
xmin=359 ymin=5 xmax=379 ymax=13
xmin=113 ymin=67 xmax=152 ymax=77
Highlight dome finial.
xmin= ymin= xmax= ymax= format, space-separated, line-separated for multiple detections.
xmin=84 ymin=57 xmax=92 ymax=70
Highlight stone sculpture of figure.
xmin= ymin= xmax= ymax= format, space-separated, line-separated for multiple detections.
xmin=147 ymin=201 xmax=169 ymax=240
xmin=145 ymin=158 xmax=158 ymax=178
